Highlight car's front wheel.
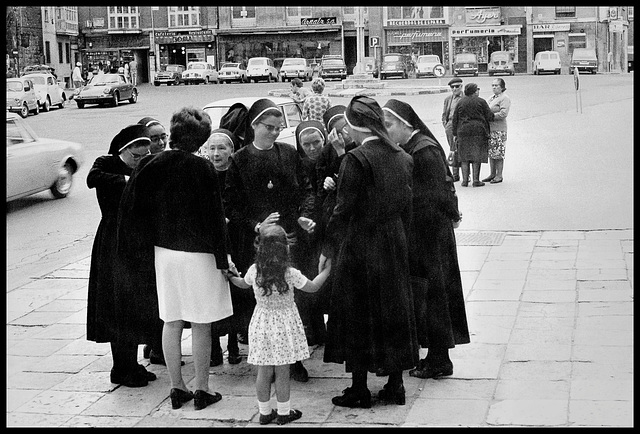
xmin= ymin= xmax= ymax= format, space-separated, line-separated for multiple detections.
xmin=110 ymin=92 xmax=119 ymax=107
xmin=50 ymin=163 xmax=74 ymax=199
xmin=129 ymin=89 xmax=138 ymax=104
xmin=42 ymin=96 xmax=51 ymax=112
xmin=19 ymin=103 xmax=29 ymax=118
xmin=174 ymin=77 xmax=180 ymax=85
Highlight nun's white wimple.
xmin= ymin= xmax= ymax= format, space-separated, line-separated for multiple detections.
xmin=297 ymin=126 xmax=324 ymax=142
xmin=118 ymin=136 xmax=151 ymax=153
xmin=344 ymin=111 xmax=372 ymax=133
xmin=251 ymin=107 xmax=281 ymax=126
xmin=145 ymin=119 xmax=161 ymax=127
xmin=210 ymin=132 xmax=234 ymax=147
xmin=382 ymin=107 xmax=412 ymax=127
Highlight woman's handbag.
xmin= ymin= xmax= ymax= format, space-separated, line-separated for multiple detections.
xmin=447 ymin=150 xmax=461 ymax=168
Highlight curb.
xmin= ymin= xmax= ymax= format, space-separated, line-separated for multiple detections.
xmin=269 ymin=86 xmax=449 ymax=98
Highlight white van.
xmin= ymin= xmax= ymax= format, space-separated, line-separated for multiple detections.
xmin=533 ymin=51 xmax=561 ymax=75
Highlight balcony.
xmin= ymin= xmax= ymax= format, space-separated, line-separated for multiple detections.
xmin=56 ymin=19 xmax=78 ymax=35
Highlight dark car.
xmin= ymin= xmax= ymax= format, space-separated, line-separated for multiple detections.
xmin=380 ymin=53 xmax=410 ymax=80
xmin=453 ymin=53 xmax=479 ymax=77
xmin=319 ymin=56 xmax=347 ymax=81
xmin=74 ymin=73 xmax=138 ymax=108
xmin=154 ymin=64 xmax=186 ymax=86
xmin=570 ymin=48 xmax=597 ymax=74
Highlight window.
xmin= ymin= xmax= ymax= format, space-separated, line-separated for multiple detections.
xmin=45 ymin=41 xmax=51 ymax=64
xmin=65 ymin=42 xmax=70 ymax=64
xmin=287 ymin=7 xmax=311 ymax=17
xmin=387 ymin=6 xmax=440 ymax=20
xmin=555 ymin=7 xmax=576 ymax=18
xmin=232 ymin=6 xmax=256 ymax=19
xmin=168 ymin=7 xmax=200 ymax=27
xmin=58 ymin=42 xmax=63 ymax=63
xmin=108 ymin=6 xmax=139 ymax=29
xmin=628 ymin=6 xmax=633 ymax=19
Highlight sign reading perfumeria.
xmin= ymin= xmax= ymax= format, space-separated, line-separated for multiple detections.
xmin=451 ymin=25 xmax=522 ymax=37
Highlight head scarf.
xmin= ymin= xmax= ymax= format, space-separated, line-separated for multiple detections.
xmin=382 ymin=99 xmax=440 ymax=145
xmin=137 ymin=117 xmax=163 ymax=128
xmin=295 ymin=120 xmax=326 ymax=160
xmin=247 ymin=98 xmax=281 ymax=127
xmin=209 ymin=128 xmax=238 ymax=150
xmin=345 ymin=96 xmax=396 ymax=149
xmin=219 ymin=102 xmax=250 ymax=151
xmin=108 ymin=124 xmax=151 ymax=155
xmin=464 ymin=82 xmax=478 ymax=96
xmin=323 ymin=105 xmax=346 ymax=132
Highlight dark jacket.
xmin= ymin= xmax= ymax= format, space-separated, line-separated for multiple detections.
xmin=451 ymin=94 xmax=494 ymax=140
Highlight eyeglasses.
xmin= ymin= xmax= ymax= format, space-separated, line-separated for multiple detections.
xmin=450 ymin=84 xmax=461 ymax=89
xmin=127 ymin=148 xmax=151 ymax=160
xmin=150 ymin=133 xmax=167 ymax=142
xmin=259 ymin=122 xmax=285 ymax=133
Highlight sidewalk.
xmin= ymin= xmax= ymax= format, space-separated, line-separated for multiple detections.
xmin=6 ymin=229 xmax=633 ymax=427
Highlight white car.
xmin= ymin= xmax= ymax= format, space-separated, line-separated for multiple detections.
xmin=202 ymin=96 xmax=303 ymax=147
xmin=415 ymin=55 xmax=442 ymax=78
xmin=182 ymin=62 xmax=219 ymax=85
xmin=6 ymin=111 xmax=84 ymax=201
xmin=22 ymin=71 xmax=66 ymax=111
xmin=246 ymin=57 xmax=279 ymax=83
xmin=279 ymin=58 xmax=313 ymax=82
xmin=533 ymin=51 xmax=561 ymax=75
xmin=218 ymin=62 xmax=248 ymax=83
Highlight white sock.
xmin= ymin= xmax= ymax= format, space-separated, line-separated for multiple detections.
xmin=258 ymin=400 xmax=272 ymax=416
xmin=277 ymin=400 xmax=290 ymax=416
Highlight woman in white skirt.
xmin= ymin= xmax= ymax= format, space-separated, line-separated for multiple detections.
xmin=118 ymin=106 xmax=234 ymax=411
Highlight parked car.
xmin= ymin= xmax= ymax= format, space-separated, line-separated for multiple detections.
xmin=488 ymin=51 xmax=515 ymax=76
xmin=6 ymin=111 xmax=84 ymax=202
xmin=280 ymin=58 xmax=313 ymax=82
xmin=21 ymin=71 xmax=66 ymax=112
xmin=218 ymin=62 xmax=248 ymax=83
xmin=154 ymin=64 xmax=186 ymax=86
xmin=202 ymin=96 xmax=303 ymax=147
xmin=74 ymin=73 xmax=138 ymax=108
xmin=182 ymin=61 xmax=219 ymax=85
xmin=533 ymin=50 xmax=561 ymax=75
xmin=453 ymin=53 xmax=479 ymax=77
xmin=570 ymin=48 xmax=597 ymax=74
xmin=246 ymin=57 xmax=279 ymax=83
xmin=415 ymin=54 xmax=442 ymax=78
xmin=6 ymin=77 xmax=40 ymax=118
xmin=319 ymin=56 xmax=347 ymax=81
xmin=22 ymin=64 xmax=57 ymax=76
xmin=380 ymin=53 xmax=411 ymax=80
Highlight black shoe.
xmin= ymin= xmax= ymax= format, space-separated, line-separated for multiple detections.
xmin=227 ymin=352 xmax=242 ymax=365
xmin=170 ymin=388 xmax=194 ymax=409
xmin=461 ymin=180 xmax=468 ymax=187
xmin=210 ymin=354 xmax=224 ymax=367
xmin=409 ymin=361 xmax=453 ymax=379
xmin=143 ymin=345 xmax=151 ymax=359
xmin=482 ymin=175 xmax=495 ymax=182
xmin=259 ymin=409 xmax=278 ymax=425
xmin=276 ymin=409 xmax=302 ymax=425
xmin=290 ymin=361 xmax=309 ymax=383
xmin=332 ymin=387 xmax=372 ymax=408
xmin=110 ymin=369 xmax=148 ymax=388
xmin=377 ymin=383 xmax=406 ymax=405
xmin=490 ymin=177 xmax=503 ymax=184
xmin=136 ymin=364 xmax=157 ymax=382
xmin=194 ymin=390 xmax=222 ymax=410
xmin=150 ymin=350 xmax=185 ymax=366
xmin=472 ymin=181 xmax=485 ymax=187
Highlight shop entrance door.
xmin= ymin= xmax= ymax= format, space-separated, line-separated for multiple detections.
xmin=533 ymin=36 xmax=553 ymax=56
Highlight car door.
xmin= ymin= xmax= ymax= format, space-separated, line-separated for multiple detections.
xmin=6 ymin=116 xmax=47 ymax=199
xmin=45 ymin=75 xmax=60 ymax=105
xmin=279 ymin=102 xmax=303 ymax=147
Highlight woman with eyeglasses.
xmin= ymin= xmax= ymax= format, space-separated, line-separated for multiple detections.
xmin=86 ymin=124 xmax=156 ymax=388
xmin=223 ymin=98 xmax=317 ymax=385
xmin=138 ymin=117 xmax=168 ymax=154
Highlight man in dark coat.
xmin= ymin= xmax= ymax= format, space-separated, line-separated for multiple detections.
xmin=320 ymin=96 xmax=418 ymax=408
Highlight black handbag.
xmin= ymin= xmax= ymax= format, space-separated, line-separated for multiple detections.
xmin=447 ymin=150 xmax=461 ymax=168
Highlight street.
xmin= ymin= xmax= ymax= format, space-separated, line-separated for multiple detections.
xmin=6 ymin=72 xmax=634 ymax=292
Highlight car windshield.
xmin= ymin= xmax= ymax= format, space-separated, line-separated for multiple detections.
xmin=222 ymin=63 xmax=239 ymax=69
xmin=248 ymin=59 xmax=267 ymax=66
xmin=7 ymin=81 xmax=24 ymax=91
xmin=323 ymin=60 xmax=344 ymax=67
xmin=418 ymin=56 xmax=439 ymax=63
xmin=166 ymin=65 xmax=181 ymax=72
xmin=282 ymin=59 xmax=305 ymax=66
xmin=456 ymin=54 xmax=476 ymax=62
xmin=573 ymin=50 xmax=596 ymax=60
xmin=91 ymin=75 xmax=120 ymax=85
xmin=189 ymin=64 xmax=206 ymax=70
xmin=384 ymin=55 xmax=402 ymax=62
xmin=491 ymin=52 xmax=510 ymax=60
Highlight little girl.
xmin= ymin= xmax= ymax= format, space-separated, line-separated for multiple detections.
xmin=228 ymin=224 xmax=330 ymax=425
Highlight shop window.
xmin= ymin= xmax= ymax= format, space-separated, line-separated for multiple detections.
xmin=108 ymin=6 xmax=139 ymax=29
xmin=555 ymin=7 xmax=576 ymax=18
xmin=169 ymin=6 xmax=200 ymax=27
xmin=232 ymin=6 xmax=256 ymax=27
xmin=568 ymin=34 xmax=586 ymax=49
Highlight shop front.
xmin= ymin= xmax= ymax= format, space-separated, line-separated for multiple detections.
xmin=385 ymin=27 xmax=450 ymax=69
xmin=84 ymin=33 xmax=148 ymax=82
xmin=451 ymin=25 xmax=522 ymax=73
xmin=154 ymin=30 xmax=216 ymax=70
xmin=217 ymin=26 xmax=342 ymax=70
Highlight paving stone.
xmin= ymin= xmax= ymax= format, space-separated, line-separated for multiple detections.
xmin=486 ymin=399 xmax=568 ymax=426
xmin=568 ymin=400 xmax=633 ymax=427
xmin=494 ymin=379 xmax=570 ymax=400
xmin=406 ymin=398 xmax=489 ymax=426
xmin=499 ymin=361 xmax=572 ymax=380
xmin=504 ymin=343 xmax=572 ymax=362
xmin=570 ymin=379 xmax=632 ymax=401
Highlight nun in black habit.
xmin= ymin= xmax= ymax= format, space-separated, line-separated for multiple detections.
xmin=383 ymin=99 xmax=469 ymax=380
xmin=319 ymin=96 xmax=418 ymax=408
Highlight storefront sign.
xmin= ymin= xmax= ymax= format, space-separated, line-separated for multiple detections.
xmin=386 ymin=18 xmax=446 ymax=27
xmin=532 ymin=23 xmax=571 ymax=32
xmin=387 ymin=28 xmax=446 ymax=44
xmin=609 ymin=20 xmax=624 ymax=33
xmin=465 ymin=7 xmax=501 ymax=25
xmin=301 ymin=17 xmax=337 ymax=25
xmin=451 ymin=25 xmax=521 ymax=37
xmin=155 ymin=30 xmax=214 ymax=44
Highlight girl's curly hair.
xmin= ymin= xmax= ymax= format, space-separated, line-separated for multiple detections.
xmin=253 ymin=225 xmax=292 ymax=296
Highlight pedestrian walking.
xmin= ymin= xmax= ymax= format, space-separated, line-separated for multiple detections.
xmin=72 ymin=62 xmax=83 ymax=89
xmin=320 ymin=95 xmax=418 ymax=408
xmin=223 ymin=98 xmax=317 ymax=383
xmin=118 ymin=106 xmax=234 ymax=411
xmin=383 ymin=99 xmax=469 ymax=380
xmin=442 ymin=77 xmax=464 ymax=182
xmin=302 ymin=78 xmax=331 ymax=122
xmin=227 ymin=224 xmax=331 ymax=425
xmin=451 ymin=82 xmax=494 ymax=187
xmin=483 ymin=78 xmax=511 ymax=184
xmin=86 ymin=124 xmax=155 ymax=388
xmin=129 ymin=59 xmax=138 ymax=86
